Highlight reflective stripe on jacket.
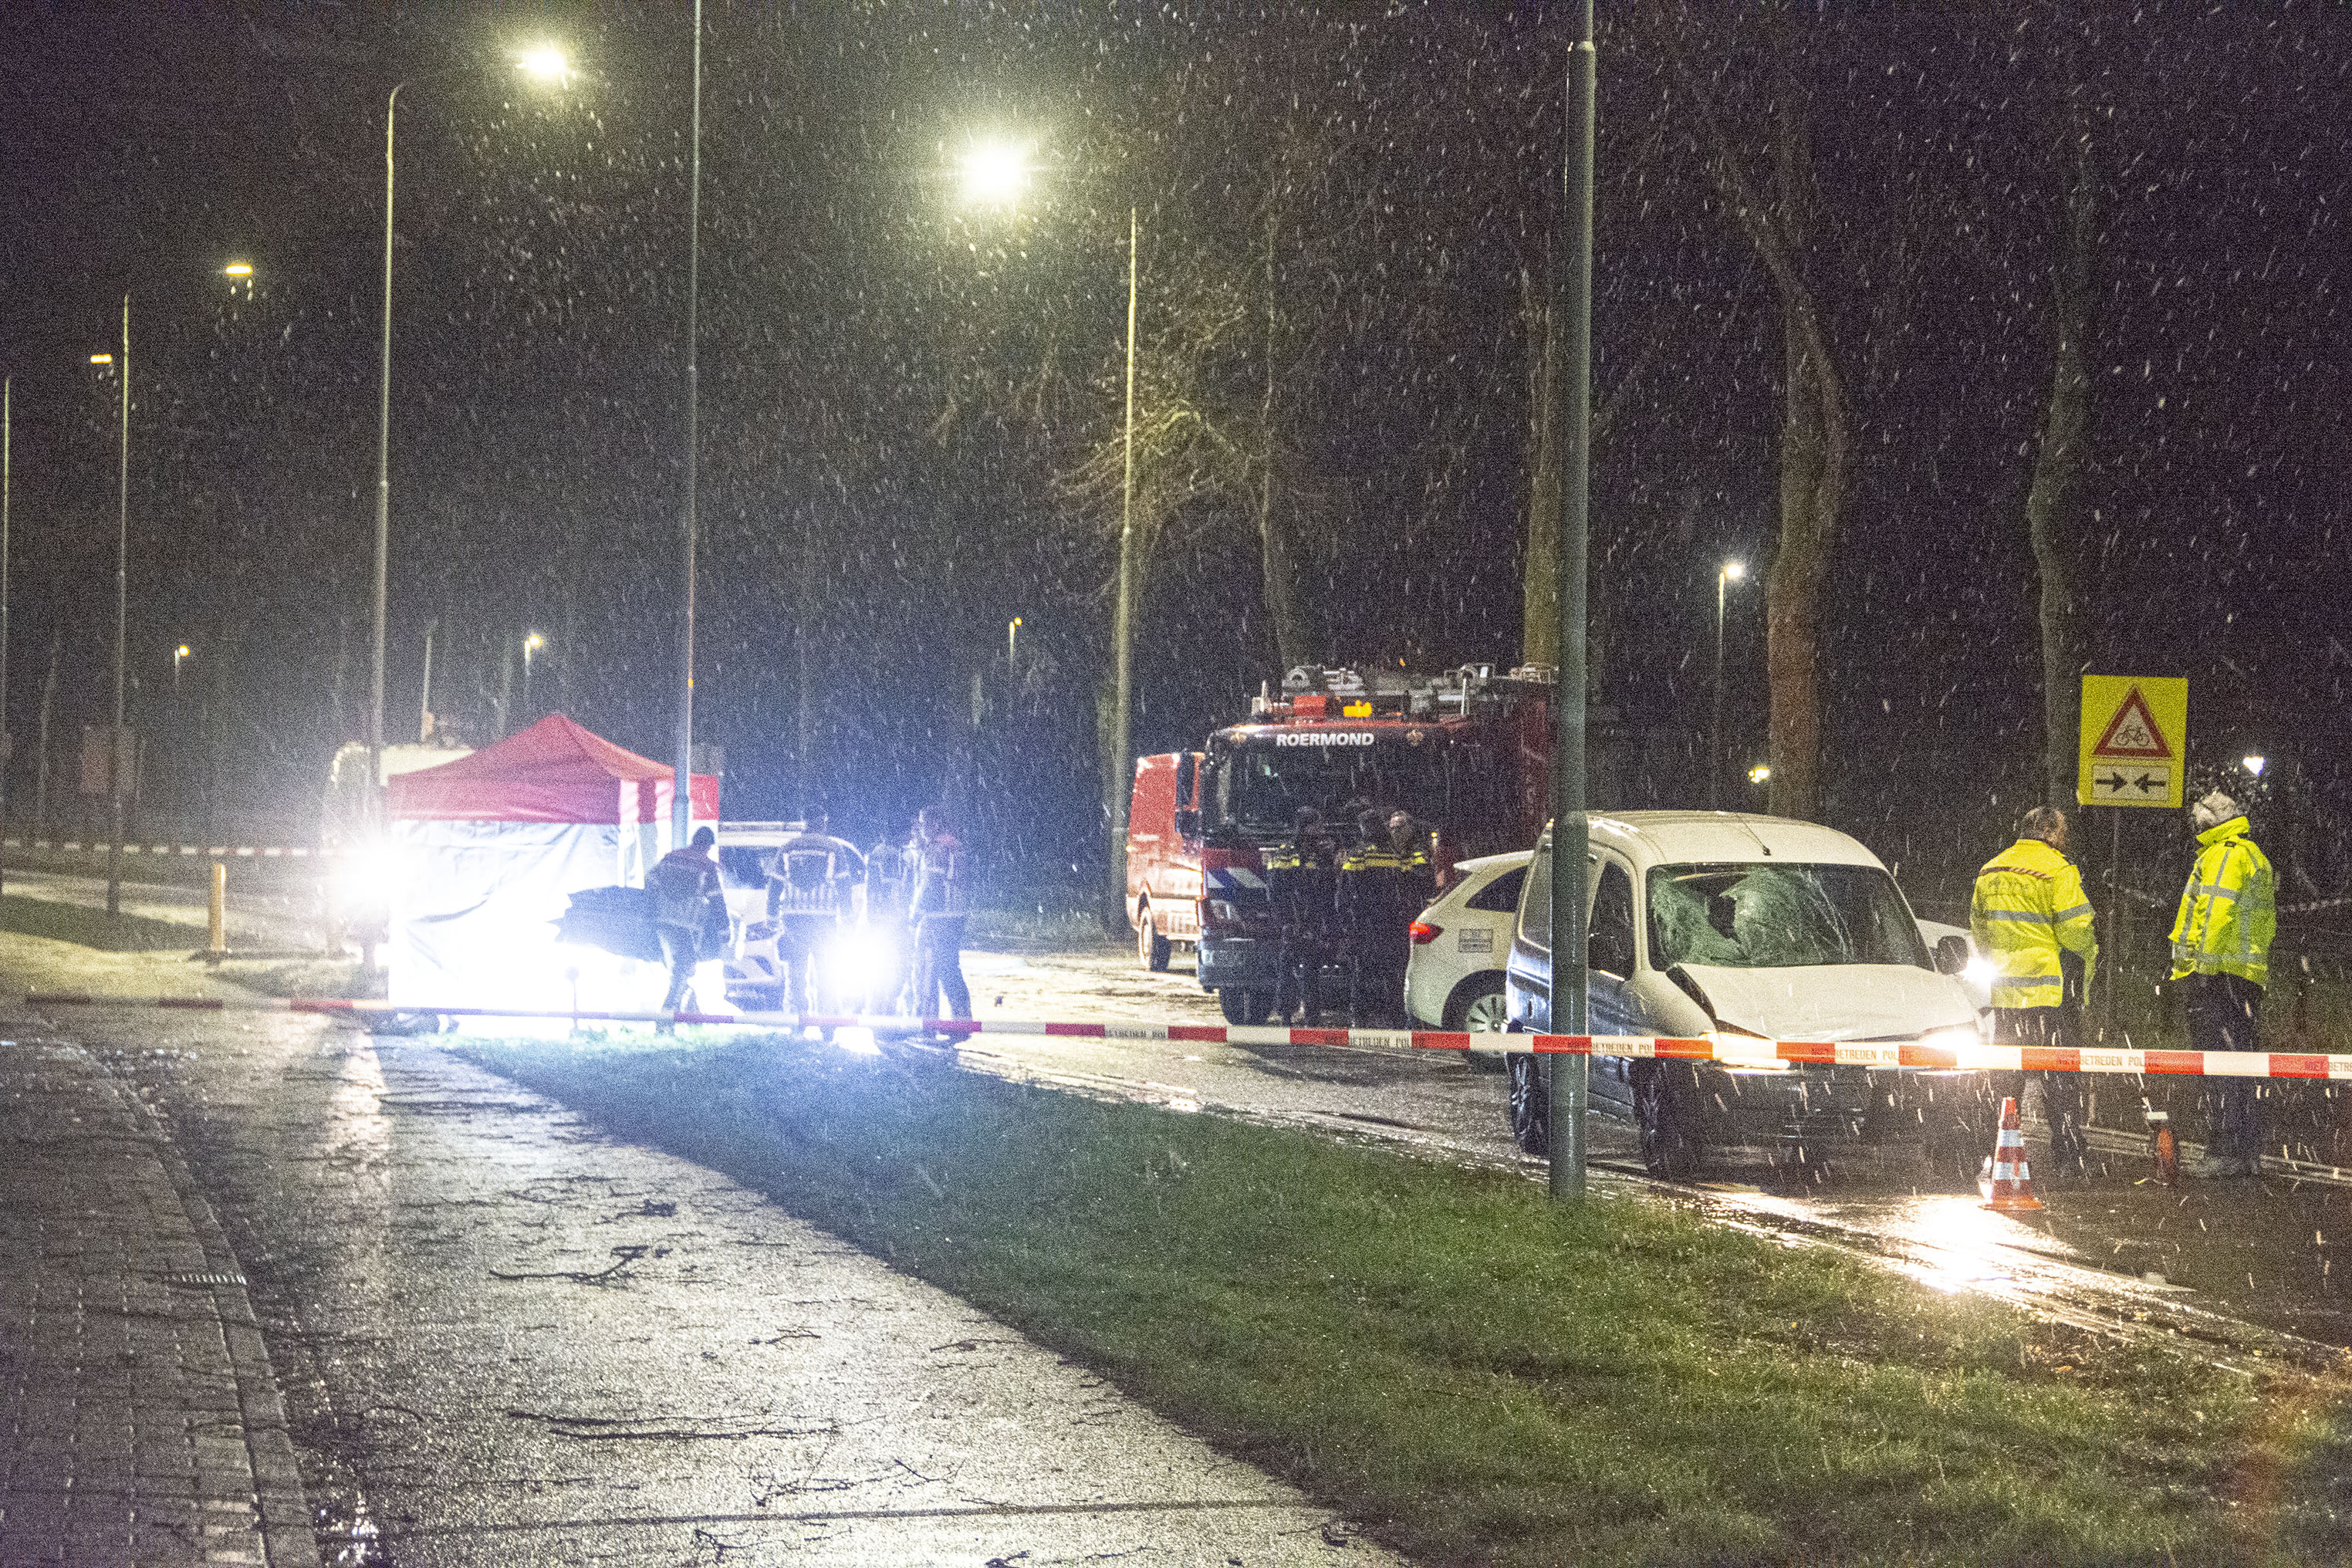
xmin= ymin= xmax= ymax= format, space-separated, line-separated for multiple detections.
xmin=1970 ymin=836 xmax=2098 ymax=1010
xmin=2169 ymin=816 xmax=2275 ymax=986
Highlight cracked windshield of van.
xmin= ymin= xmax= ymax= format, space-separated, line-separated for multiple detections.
xmin=1646 ymin=863 xmax=1929 ymax=970
xmin=1208 ymin=734 xmax=1468 ymax=835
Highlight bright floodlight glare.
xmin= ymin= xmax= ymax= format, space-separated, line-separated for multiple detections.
xmin=959 ymin=138 xmax=1030 ymax=204
xmin=223 ymin=262 xmax=254 ymax=278
xmin=516 ymin=44 xmax=569 ymax=83
xmin=1722 ymin=559 xmax=1745 ymax=582
xmin=2242 ymin=755 xmax=2266 ymax=777
xmin=89 ymin=353 xmax=113 ymax=365
xmin=525 ymin=632 xmax=546 ymax=652
xmin=1746 ymin=764 xmax=1771 ymax=784
xmin=176 ymin=644 xmax=191 ymax=659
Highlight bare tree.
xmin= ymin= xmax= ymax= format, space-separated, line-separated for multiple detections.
xmin=1661 ymin=1 xmax=1851 ymax=822
xmin=2026 ymin=80 xmax=2097 ymax=808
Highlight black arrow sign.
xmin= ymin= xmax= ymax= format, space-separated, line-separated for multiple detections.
xmin=2133 ymin=772 xmax=2160 ymax=794
xmin=2097 ymin=772 xmax=2127 ymax=792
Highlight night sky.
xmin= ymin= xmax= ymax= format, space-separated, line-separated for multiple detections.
xmin=2 ymin=3 xmax=2345 ymax=907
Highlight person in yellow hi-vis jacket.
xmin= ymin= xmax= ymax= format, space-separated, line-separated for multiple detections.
xmin=1972 ymin=806 xmax=2099 ymax=1174
xmin=2171 ymin=789 xmax=2277 ymax=1178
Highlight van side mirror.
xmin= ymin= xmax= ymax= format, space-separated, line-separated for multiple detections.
xmin=1174 ymin=808 xmax=1201 ymax=840
xmin=1933 ymin=934 xmax=1971 ymax=976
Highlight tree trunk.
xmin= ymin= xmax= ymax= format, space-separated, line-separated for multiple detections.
xmin=1667 ymin=7 xmax=1850 ymax=824
xmin=2027 ymin=116 xmax=2094 ymax=809
xmin=1520 ymin=265 xmax=1560 ymax=670
xmin=1255 ymin=209 xmax=1316 ymax=673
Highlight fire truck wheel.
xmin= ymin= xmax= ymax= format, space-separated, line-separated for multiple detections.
xmin=1137 ymin=901 xmax=1172 ymax=972
xmin=1505 ymin=1054 xmax=1549 ymax=1156
xmin=1218 ymin=986 xmax=1272 ymax=1027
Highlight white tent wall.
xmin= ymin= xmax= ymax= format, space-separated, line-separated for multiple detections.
xmin=387 ymin=818 xmax=663 ymax=1020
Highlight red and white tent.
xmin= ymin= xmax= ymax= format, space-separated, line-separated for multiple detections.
xmin=384 ymin=715 xmax=719 ymax=1014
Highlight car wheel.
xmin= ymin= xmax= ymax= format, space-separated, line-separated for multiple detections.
xmin=1632 ymin=1061 xmax=1702 ymax=1179
xmin=1446 ymin=978 xmax=1509 ymax=1073
xmin=1218 ymin=986 xmax=1272 ymax=1027
xmin=1137 ymin=901 xmax=1172 ymax=972
xmin=1505 ymin=1053 xmax=1550 ymax=1156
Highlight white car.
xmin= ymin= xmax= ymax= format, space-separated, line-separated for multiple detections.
xmin=1502 ymin=812 xmax=1990 ymax=1176
xmin=1404 ymin=850 xmax=1531 ymax=1036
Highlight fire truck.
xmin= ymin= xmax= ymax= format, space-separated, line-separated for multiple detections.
xmin=1127 ymin=664 xmax=1556 ymax=1024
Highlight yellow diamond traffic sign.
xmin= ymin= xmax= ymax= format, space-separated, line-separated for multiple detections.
xmin=2077 ymin=675 xmax=2186 ymax=808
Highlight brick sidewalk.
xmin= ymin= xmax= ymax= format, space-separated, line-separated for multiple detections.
xmin=0 ymin=1035 xmax=316 ymax=1566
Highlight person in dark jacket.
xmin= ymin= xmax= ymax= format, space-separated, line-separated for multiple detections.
xmin=765 ymin=807 xmax=867 ymax=1017
xmin=907 ymin=807 xmax=971 ymax=1021
xmin=1338 ymin=809 xmax=1434 ymax=1023
xmin=647 ymin=826 xmax=727 ymax=1019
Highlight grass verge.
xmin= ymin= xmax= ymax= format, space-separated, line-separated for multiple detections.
xmin=0 ymin=893 xmax=201 ymax=953
xmin=462 ymin=1032 xmax=2352 ymax=1565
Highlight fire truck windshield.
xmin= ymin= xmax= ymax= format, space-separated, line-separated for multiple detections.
xmin=1208 ymin=735 xmax=1451 ymax=836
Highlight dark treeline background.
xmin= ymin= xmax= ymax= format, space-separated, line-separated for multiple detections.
xmin=0 ymin=3 xmax=2344 ymax=911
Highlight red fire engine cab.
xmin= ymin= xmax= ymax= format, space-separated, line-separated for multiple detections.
xmin=1127 ymin=664 xmax=1555 ymax=1024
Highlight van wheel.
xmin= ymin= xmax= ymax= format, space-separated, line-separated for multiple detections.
xmin=1446 ymin=977 xmax=1509 ymax=1073
xmin=1506 ymin=1054 xmax=1550 ymax=1155
xmin=1218 ymin=986 xmax=1272 ymax=1027
xmin=1137 ymin=901 xmax=1171 ymax=972
xmin=1633 ymin=1061 xmax=1702 ymax=1179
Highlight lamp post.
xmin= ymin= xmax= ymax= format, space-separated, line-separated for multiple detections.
xmin=671 ymin=0 xmax=703 ymax=852
xmin=951 ymin=139 xmax=1137 ymax=930
xmin=376 ymin=48 xmax=569 ymax=829
xmin=1 ymin=375 xmax=10 ymax=897
xmin=103 ymin=301 xmax=130 ymax=917
xmin=1711 ymin=558 xmax=1745 ymax=810
xmin=521 ymin=632 xmax=545 ymax=725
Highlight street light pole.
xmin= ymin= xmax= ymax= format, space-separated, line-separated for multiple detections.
xmin=1 ymin=376 xmax=10 ymax=899
xmin=372 ymin=84 xmax=403 ymax=837
xmin=522 ymin=632 xmax=543 ymax=724
xmin=672 ymin=0 xmax=703 ymax=850
xmin=1711 ymin=559 xmax=1743 ymax=810
xmin=1105 ymin=205 xmax=1139 ymax=930
xmin=108 ymin=295 xmax=130 ymax=918
xmin=1546 ymin=0 xmax=1597 ymax=1203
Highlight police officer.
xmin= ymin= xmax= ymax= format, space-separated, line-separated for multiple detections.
xmin=765 ymin=807 xmax=867 ymax=1020
xmin=2171 ymin=788 xmax=2278 ymax=1178
xmin=1970 ymin=805 xmax=2098 ymax=1174
xmin=1265 ymin=806 xmax=1339 ymax=1023
xmin=647 ymin=826 xmax=728 ymax=1025
xmin=1338 ymin=809 xmax=1434 ymax=1024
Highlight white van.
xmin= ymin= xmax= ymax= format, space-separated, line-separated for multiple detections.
xmin=1502 ymin=812 xmax=1989 ymax=1178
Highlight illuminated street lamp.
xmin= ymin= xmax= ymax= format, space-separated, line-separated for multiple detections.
xmin=958 ymin=137 xmax=1032 ymax=206
xmin=1747 ymin=763 xmax=1772 ymax=786
xmin=373 ymin=46 xmax=569 ymax=823
xmin=1711 ymin=559 xmax=1746 ymax=810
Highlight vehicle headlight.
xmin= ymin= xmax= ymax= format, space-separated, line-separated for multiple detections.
xmin=1962 ymin=956 xmax=1995 ymax=986
xmin=825 ymin=928 xmax=896 ymax=992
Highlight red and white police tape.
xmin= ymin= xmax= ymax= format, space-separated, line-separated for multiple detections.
xmin=15 ymin=992 xmax=2352 ymax=1081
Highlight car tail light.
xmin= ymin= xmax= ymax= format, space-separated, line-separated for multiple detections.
xmin=1408 ymin=920 xmax=1442 ymax=945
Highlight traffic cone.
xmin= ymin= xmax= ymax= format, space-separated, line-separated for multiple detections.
xmin=2147 ymin=1110 xmax=2180 ymax=1188
xmin=1982 ymin=1095 xmax=2043 ymax=1213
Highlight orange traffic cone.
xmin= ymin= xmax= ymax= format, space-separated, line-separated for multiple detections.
xmin=1982 ymin=1095 xmax=2043 ymax=1213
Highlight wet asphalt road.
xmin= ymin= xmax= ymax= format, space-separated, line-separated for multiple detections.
xmin=962 ymin=941 xmax=2352 ymax=1369
xmin=3 ymin=939 xmax=1401 ymax=1567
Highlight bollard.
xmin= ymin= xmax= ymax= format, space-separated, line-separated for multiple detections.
xmin=208 ymin=860 xmax=227 ymax=958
